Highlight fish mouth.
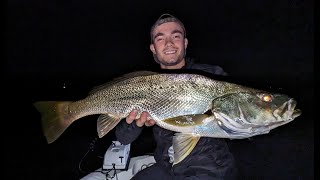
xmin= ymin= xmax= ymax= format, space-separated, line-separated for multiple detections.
xmin=273 ymin=98 xmax=301 ymax=121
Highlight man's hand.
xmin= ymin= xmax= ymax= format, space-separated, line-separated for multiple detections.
xmin=126 ymin=110 xmax=156 ymax=127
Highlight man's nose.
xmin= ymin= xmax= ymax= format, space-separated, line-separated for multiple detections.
xmin=165 ymin=38 xmax=173 ymax=46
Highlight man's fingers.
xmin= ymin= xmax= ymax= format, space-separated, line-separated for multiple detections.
xmin=126 ymin=110 xmax=155 ymax=127
xmin=136 ymin=111 xmax=148 ymax=127
xmin=145 ymin=119 xmax=156 ymax=127
xmin=126 ymin=110 xmax=138 ymax=124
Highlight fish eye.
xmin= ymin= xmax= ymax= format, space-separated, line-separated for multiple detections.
xmin=257 ymin=93 xmax=273 ymax=102
xmin=263 ymin=95 xmax=272 ymax=102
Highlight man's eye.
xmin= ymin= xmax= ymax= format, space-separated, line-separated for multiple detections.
xmin=156 ymin=38 xmax=163 ymax=41
xmin=174 ymin=35 xmax=181 ymax=39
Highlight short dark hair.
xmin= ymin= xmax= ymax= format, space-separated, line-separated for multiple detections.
xmin=150 ymin=13 xmax=186 ymax=43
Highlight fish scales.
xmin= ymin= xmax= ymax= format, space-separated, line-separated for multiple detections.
xmin=72 ymin=74 xmax=222 ymax=122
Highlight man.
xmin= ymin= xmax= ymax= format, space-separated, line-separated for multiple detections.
xmin=115 ymin=14 xmax=238 ymax=179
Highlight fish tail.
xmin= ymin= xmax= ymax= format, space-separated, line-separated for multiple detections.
xmin=33 ymin=101 xmax=75 ymax=144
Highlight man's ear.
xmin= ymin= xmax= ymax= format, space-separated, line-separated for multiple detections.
xmin=150 ymin=44 xmax=156 ymax=54
xmin=184 ymin=38 xmax=188 ymax=49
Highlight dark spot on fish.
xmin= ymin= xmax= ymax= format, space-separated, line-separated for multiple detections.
xmin=204 ymin=110 xmax=213 ymax=116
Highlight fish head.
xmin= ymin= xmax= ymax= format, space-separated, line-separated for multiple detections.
xmin=211 ymin=91 xmax=301 ymax=137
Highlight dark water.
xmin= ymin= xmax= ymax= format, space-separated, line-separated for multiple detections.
xmin=5 ymin=75 xmax=314 ymax=180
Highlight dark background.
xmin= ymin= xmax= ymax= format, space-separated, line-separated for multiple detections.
xmin=6 ymin=0 xmax=314 ymax=179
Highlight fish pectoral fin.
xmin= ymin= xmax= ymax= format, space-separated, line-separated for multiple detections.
xmin=163 ymin=114 xmax=210 ymax=127
xmin=172 ymin=133 xmax=200 ymax=166
xmin=97 ymin=114 xmax=121 ymax=138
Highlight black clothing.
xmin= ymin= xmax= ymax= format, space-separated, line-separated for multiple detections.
xmin=115 ymin=58 xmax=238 ymax=179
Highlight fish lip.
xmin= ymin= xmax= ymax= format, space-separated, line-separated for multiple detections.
xmin=273 ymin=98 xmax=301 ymax=121
xmin=289 ymin=98 xmax=302 ymax=119
xmin=264 ymin=117 xmax=296 ymax=132
xmin=292 ymin=109 xmax=302 ymax=119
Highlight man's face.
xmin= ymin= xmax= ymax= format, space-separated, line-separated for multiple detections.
xmin=150 ymin=22 xmax=188 ymax=69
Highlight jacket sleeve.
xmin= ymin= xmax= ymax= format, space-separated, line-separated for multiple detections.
xmin=115 ymin=119 xmax=144 ymax=145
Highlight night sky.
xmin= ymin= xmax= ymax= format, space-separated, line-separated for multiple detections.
xmin=6 ymin=0 xmax=314 ymax=179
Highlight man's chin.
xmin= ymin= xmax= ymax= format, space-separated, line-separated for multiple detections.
xmin=161 ymin=57 xmax=182 ymax=65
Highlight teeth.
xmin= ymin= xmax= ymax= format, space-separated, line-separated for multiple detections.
xmin=164 ymin=50 xmax=176 ymax=54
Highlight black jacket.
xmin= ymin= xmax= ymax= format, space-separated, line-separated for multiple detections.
xmin=115 ymin=58 xmax=238 ymax=179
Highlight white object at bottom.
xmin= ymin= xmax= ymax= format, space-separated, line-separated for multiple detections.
xmin=81 ymin=155 xmax=156 ymax=180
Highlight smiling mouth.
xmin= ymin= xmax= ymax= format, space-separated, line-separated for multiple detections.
xmin=164 ymin=50 xmax=177 ymax=55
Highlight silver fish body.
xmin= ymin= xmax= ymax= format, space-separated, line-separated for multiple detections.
xmin=78 ymin=73 xmax=218 ymax=121
xmin=34 ymin=71 xmax=301 ymax=165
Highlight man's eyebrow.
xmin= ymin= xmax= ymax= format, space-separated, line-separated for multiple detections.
xmin=172 ymin=30 xmax=183 ymax=35
xmin=154 ymin=32 xmax=164 ymax=40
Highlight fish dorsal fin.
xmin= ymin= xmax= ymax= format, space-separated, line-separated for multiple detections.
xmin=172 ymin=133 xmax=200 ymax=165
xmin=97 ymin=114 xmax=121 ymax=138
xmin=163 ymin=114 xmax=210 ymax=127
xmin=89 ymin=71 xmax=158 ymax=94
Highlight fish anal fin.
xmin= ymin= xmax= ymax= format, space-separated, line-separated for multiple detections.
xmin=97 ymin=114 xmax=121 ymax=138
xmin=163 ymin=114 xmax=210 ymax=127
xmin=172 ymin=133 xmax=200 ymax=165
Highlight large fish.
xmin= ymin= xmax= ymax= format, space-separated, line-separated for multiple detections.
xmin=34 ymin=71 xmax=301 ymax=165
